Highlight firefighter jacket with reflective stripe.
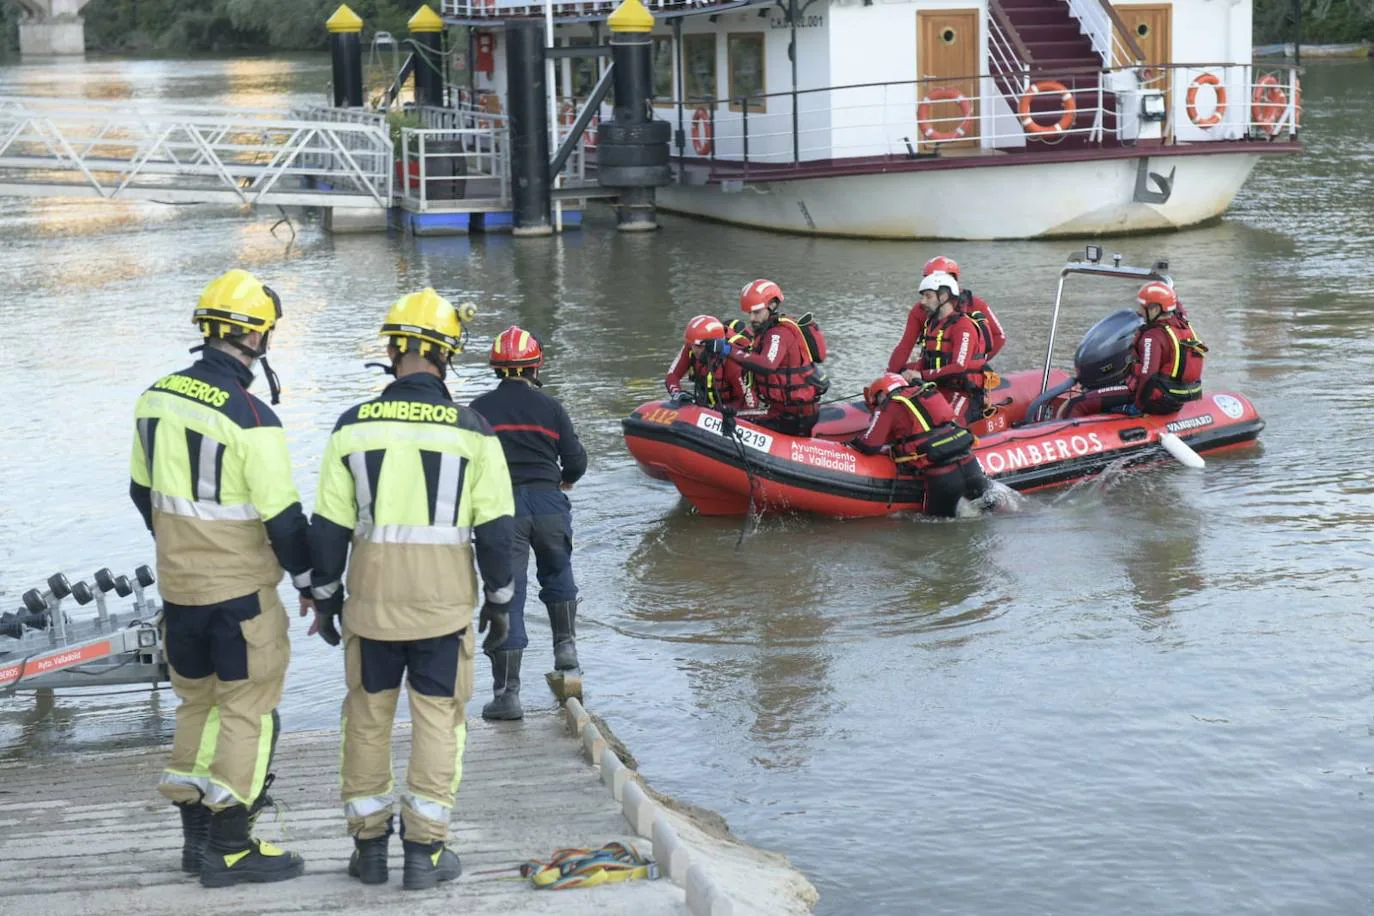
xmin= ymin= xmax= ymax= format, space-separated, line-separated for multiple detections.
xmin=470 ymin=377 xmax=588 ymax=489
xmin=916 ymin=310 xmax=987 ymax=392
xmin=129 ymin=347 xmax=311 ymax=606
xmin=310 ymin=373 xmax=515 ymax=642
xmin=888 ymin=293 xmax=1003 ymax=373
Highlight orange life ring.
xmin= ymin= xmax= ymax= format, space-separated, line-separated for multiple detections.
xmin=559 ymin=101 xmax=575 ymax=128
xmin=1251 ymin=74 xmax=1287 ymax=130
xmin=691 ymin=107 xmax=713 ymax=156
xmin=917 ymin=87 xmax=974 ymax=141
xmin=1185 ymin=72 xmax=1227 ymax=128
xmin=585 ymin=113 xmax=600 ymax=151
xmin=1018 ymin=81 xmax=1076 ymax=135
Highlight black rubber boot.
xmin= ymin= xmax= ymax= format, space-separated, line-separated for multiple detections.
xmin=402 ymin=838 xmax=462 ymax=891
xmin=545 ymin=601 xmax=582 ymax=701
xmin=481 ymin=649 xmax=523 ymax=721
xmin=348 ymin=820 xmax=393 ymax=885
xmin=547 ymin=600 xmax=581 ymax=673
xmin=200 ymin=803 xmax=305 ymax=887
xmin=175 ymin=802 xmax=211 ymax=875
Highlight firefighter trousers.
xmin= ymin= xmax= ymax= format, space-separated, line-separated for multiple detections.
xmin=157 ymin=587 xmax=289 ymax=810
xmin=340 ymin=626 xmax=476 ymax=843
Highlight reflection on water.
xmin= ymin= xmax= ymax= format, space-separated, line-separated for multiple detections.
xmin=2 ymin=55 xmax=1373 ymax=915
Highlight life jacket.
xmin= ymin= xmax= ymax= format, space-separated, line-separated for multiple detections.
xmin=753 ymin=315 xmax=822 ymax=410
xmin=1137 ymin=315 xmax=1207 ymax=414
xmin=960 ymin=290 xmax=1001 ymax=363
xmin=691 ymin=351 xmax=748 ymax=409
xmin=777 ymin=313 xmax=831 ymax=396
xmin=888 ymin=384 xmax=975 ymax=469
xmin=919 ymin=310 xmax=986 ymax=393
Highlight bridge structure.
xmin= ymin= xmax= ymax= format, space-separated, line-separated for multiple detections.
xmin=13 ymin=0 xmax=90 ymax=56
xmin=0 ymin=96 xmax=608 ymax=233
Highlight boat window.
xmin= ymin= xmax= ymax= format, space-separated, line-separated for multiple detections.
xmin=653 ymin=34 xmax=675 ymax=105
xmin=728 ymin=33 xmax=766 ymax=112
xmin=567 ymin=36 xmax=607 ymax=104
xmin=684 ymin=33 xmax=717 ymax=104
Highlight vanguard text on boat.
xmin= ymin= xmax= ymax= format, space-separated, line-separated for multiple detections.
xmin=622 ymin=249 xmax=1265 ymax=518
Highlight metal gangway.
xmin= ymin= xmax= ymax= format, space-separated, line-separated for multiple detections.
xmin=0 ymin=96 xmax=393 ymax=209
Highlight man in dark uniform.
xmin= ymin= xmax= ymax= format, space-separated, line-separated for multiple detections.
xmin=470 ymin=326 xmax=588 ymax=720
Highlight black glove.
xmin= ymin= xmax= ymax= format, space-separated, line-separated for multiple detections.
xmin=479 ymin=600 xmax=511 ymax=655
xmin=701 ymin=338 xmax=729 ymax=357
xmin=315 ymin=593 xmax=343 ymax=647
xmin=668 ymin=391 xmax=696 ymax=406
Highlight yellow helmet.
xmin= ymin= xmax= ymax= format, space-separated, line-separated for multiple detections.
xmin=380 ymin=288 xmax=476 ymax=360
xmin=193 ymin=269 xmax=282 ymax=339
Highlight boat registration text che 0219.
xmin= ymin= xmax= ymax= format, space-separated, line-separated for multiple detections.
xmin=696 ymin=413 xmax=775 ymax=452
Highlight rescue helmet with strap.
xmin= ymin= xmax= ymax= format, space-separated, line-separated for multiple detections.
xmin=922 ymin=255 xmax=961 ymax=280
xmin=864 ymin=372 xmax=908 ymax=410
xmin=919 ymin=271 xmax=960 ymax=300
xmin=382 ymin=288 xmax=474 ymax=369
xmin=490 ymin=325 xmax=545 ymax=374
xmin=193 ymin=269 xmax=285 ymax=404
xmin=683 ymin=315 xmax=726 ymax=346
xmin=1136 ymin=281 xmax=1179 ymax=314
xmin=193 ymin=269 xmax=281 ymax=340
xmin=740 ymin=278 xmax=783 ymax=313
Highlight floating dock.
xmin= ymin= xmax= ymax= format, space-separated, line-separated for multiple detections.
xmin=0 ymin=703 xmax=817 ymax=916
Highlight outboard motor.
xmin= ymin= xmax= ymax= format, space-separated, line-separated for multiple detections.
xmin=1074 ymin=308 xmax=1144 ymax=390
xmin=1024 ymin=308 xmax=1144 ymax=424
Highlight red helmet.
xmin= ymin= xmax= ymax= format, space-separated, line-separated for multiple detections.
xmin=1136 ymin=281 xmax=1178 ymax=313
xmin=684 ymin=315 xmax=726 ymax=346
xmin=864 ymin=372 xmax=907 ymax=410
xmin=923 ymin=256 xmax=960 ymax=279
xmin=740 ymin=279 xmax=783 ymax=313
xmin=490 ymin=325 xmax=544 ymax=369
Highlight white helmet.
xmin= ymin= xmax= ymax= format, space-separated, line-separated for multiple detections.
xmin=919 ymin=270 xmax=960 ymax=298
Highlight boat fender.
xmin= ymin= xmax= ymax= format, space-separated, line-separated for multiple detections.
xmin=1159 ymin=432 xmax=1206 ymax=469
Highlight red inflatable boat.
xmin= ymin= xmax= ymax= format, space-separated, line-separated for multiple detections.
xmin=623 ymin=251 xmax=1265 ymax=518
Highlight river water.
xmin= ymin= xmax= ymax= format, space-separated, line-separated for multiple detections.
xmin=1 ymin=55 xmax=1371 ymax=914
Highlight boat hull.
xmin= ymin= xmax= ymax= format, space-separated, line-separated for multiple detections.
xmin=623 ymin=383 xmax=1264 ymax=519
xmin=657 ymin=151 xmax=1263 ymax=241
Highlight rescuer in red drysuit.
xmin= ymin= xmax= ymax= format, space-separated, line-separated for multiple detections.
xmin=851 ymin=373 xmax=992 ymax=518
xmin=1061 ymin=281 xmax=1208 ymax=418
xmin=664 ymin=315 xmax=757 ymax=410
xmin=887 ymin=255 xmax=1006 ymax=388
xmin=701 ymin=279 xmax=823 ymax=437
xmin=889 ymin=271 xmax=989 ymax=425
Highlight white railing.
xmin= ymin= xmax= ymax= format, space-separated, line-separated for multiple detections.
xmin=0 ymin=101 xmax=392 ymax=208
xmin=442 ymin=0 xmax=736 ymax=18
xmin=399 ymin=126 xmax=510 ymax=211
xmin=666 ymin=62 xmax=1300 ymax=168
xmin=988 ymin=12 xmax=1030 ymax=96
xmin=1065 ymin=0 xmax=1143 ymax=68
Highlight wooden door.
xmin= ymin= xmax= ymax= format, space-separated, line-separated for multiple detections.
xmin=917 ymin=10 xmax=980 ymax=151
xmin=1114 ymin=4 xmax=1173 ymax=128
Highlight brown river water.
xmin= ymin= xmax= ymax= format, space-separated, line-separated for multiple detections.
xmin=1 ymin=54 xmax=1371 ymax=915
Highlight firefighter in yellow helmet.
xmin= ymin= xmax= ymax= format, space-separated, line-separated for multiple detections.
xmin=308 ymin=289 xmax=515 ymax=890
xmin=130 ymin=269 xmax=313 ymax=886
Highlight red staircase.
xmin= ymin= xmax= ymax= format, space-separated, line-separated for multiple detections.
xmin=992 ymin=0 xmax=1111 ymax=142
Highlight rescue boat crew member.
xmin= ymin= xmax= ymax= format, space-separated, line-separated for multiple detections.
xmin=469 ymin=327 xmax=588 ymax=721
xmin=1061 ymin=282 xmax=1207 ymax=418
xmin=888 ymin=255 xmax=1006 ymax=377
xmin=130 ymin=269 xmax=312 ymax=887
xmin=308 ymin=290 xmax=515 ymax=890
xmin=704 ymin=279 xmax=822 ymax=437
xmin=851 ymin=373 xmax=993 ymax=518
xmin=664 ymin=315 xmax=758 ymax=410
xmin=898 ymin=271 xmax=989 ymax=425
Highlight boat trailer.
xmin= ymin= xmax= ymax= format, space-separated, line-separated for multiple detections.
xmin=1 ymin=565 xmax=166 ymax=693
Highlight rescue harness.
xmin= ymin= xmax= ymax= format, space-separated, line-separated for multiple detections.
xmin=520 ymin=842 xmax=660 ymax=890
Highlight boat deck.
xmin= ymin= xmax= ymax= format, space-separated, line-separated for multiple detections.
xmin=0 ymin=706 xmax=815 ymax=916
